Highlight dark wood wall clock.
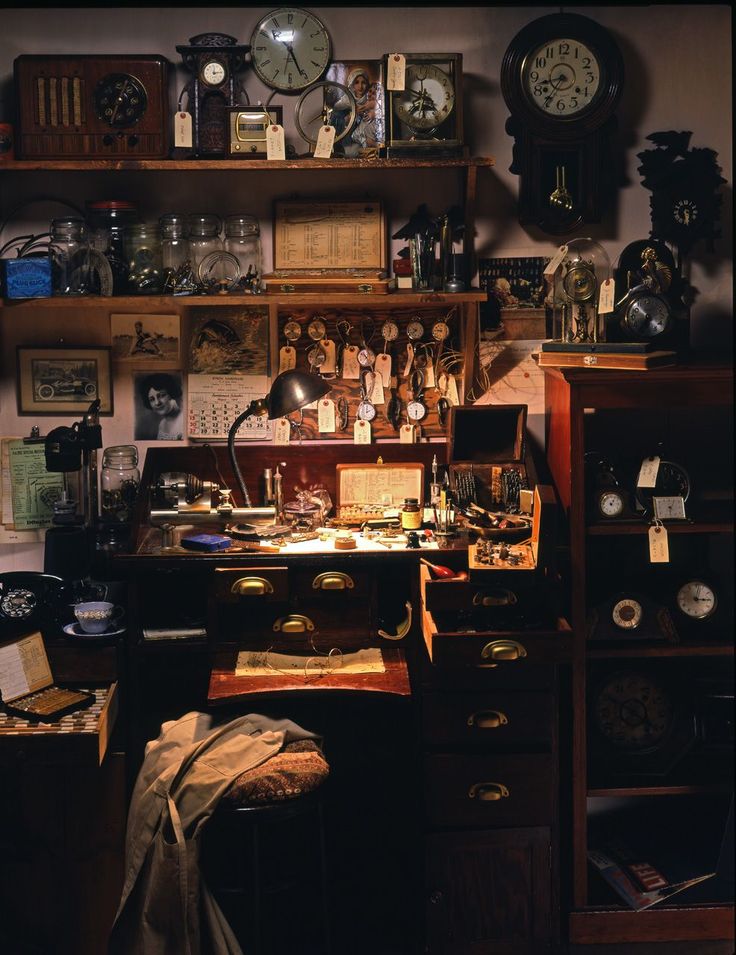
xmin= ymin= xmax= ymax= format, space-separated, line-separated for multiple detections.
xmin=501 ymin=13 xmax=624 ymax=235
xmin=176 ymin=33 xmax=250 ymax=156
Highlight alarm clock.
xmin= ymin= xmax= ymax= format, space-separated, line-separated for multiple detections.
xmin=14 ymin=54 xmax=171 ymax=159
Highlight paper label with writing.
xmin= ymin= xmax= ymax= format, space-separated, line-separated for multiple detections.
xmin=354 ymin=419 xmax=372 ymax=444
xmin=369 ymin=375 xmax=385 ymax=406
xmin=598 ymin=277 xmax=615 ymax=314
xmin=648 ymin=524 xmax=670 ymax=563
xmin=400 ymin=424 xmax=416 ymax=444
xmin=374 ymin=353 xmax=392 ymax=388
xmin=402 ymin=344 xmax=415 ymax=377
xmin=273 ymin=418 xmax=291 ymax=445
xmin=278 ymin=345 xmax=297 ymax=374
xmin=320 ymin=339 xmax=337 ymax=374
xmin=266 ymin=124 xmax=286 ymax=160
xmin=446 ymin=374 xmax=460 ymax=405
xmin=637 ymin=456 xmax=660 ymax=488
xmin=424 ymin=363 xmax=435 ymax=389
xmin=543 ymin=245 xmax=568 ymax=278
xmin=342 ymin=345 xmax=361 ymax=380
xmin=314 ymin=124 xmax=336 ymax=158
xmin=318 ymin=398 xmax=336 ymax=433
xmin=174 ymin=111 xmax=193 ymax=148
xmin=386 ymin=53 xmax=406 ymax=90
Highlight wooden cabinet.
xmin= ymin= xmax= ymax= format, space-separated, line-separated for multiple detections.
xmin=543 ymin=364 xmax=734 ymax=944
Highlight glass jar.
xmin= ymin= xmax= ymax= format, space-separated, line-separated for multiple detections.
xmin=49 ymin=217 xmax=91 ymax=295
xmin=224 ymin=215 xmax=262 ymax=292
xmin=86 ymin=200 xmax=139 ymax=295
xmin=100 ymin=445 xmax=140 ymax=522
xmin=188 ymin=214 xmax=222 ymax=287
xmin=400 ymin=497 xmax=422 ymax=531
xmin=160 ymin=213 xmax=195 ymax=294
xmin=123 ymin=222 xmax=164 ymax=293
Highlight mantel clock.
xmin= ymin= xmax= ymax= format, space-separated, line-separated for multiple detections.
xmin=176 ymin=33 xmax=250 ymax=156
xmin=501 ymin=13 xmax=624 ymax=234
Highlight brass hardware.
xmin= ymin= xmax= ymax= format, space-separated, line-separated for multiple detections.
xmin=231 ymin=576 xmax=274 ymax=596
xmin=312 ymin=572 xmax=354 ymax=591
xmin=480 ymin=640 xmax=527 ymax=662
xmin=472 ymin=589 xmax=518 ymax=608
xmin=468 ymin=782 xmax=510 ymax=801
xmin=280 ymin=283 xmax=296 ymax=292
xmin=357 ymin=284 xmax=374 ymax=293
xmin=467 ymin=710 xmax=509 ymax=729
xmin=273 ymin=614 xmax=315 ymax=633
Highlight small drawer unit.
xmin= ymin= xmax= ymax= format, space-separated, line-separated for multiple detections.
xmin=422 ymin=689 xmax=554 ymax=748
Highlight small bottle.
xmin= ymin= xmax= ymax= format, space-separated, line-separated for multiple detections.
xmin=188 ymin=214 xmax=222 ymax=286
xmin=224 ymin=215 xmax=262 ymax=292
xmin=124 ymin=222 xmax=163 ymax=293
xmin=101 ymin=445 xmax=140 ymax=522
xmin=400 ymin=497 xmax=422 ymax=531
xmin=49 ymin=217 xmax=91 ymax=295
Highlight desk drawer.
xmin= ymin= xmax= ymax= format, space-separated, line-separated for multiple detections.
xmin=424 ymin=753 xmax=555 ymax=828
xmin=422 ymin=691 xmax=554 ymax=748
xmin=213 ymin=566 xmax=289 ymax=603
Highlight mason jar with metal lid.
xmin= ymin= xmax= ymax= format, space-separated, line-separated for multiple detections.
xmin=101 ymin=444 xmax=140 ymax=522
xmin=124 ymin=222 xmax=164 ymax=294
xmin=224 ymin=215 xmax=262 ymax=292
xmin=49 ymin=217 xmax=91 ymax=295
xmin=160 ymin=213 xmax=194 ymax=294
xmin=86 ymin=200 xmax=139 ymax=295
xmin=188 ymin=214 xmax=222 ymax=285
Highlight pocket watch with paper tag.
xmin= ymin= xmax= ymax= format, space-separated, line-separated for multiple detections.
xmin=384 ymin=53 xmax=463 ymax=157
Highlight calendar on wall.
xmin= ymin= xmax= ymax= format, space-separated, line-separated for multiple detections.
xmin=187 ymin=374 xmax=272 ymax=440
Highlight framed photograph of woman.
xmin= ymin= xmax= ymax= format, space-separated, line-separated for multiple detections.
xmin=17 ymin=346 xmax=113 ymax=415
xmin=325 ymin=60 xmax=385 ymax=158
xmin=134 ymin=370 xmax=185 ymax=441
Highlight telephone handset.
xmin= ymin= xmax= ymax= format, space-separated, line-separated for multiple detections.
xmin=0 ymin=573 xmax=69 ymax=633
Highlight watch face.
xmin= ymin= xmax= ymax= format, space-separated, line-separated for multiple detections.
xmin=393 ymin=63 xmax=455 ymax=131
xmin=356 ymin=400 xmax=376 ymax=422
xmin=611 ymin=597 xmax=644 ymax=631
xmin=676 ymin=580 xmax=717 ymax=620
xmin=522 ymin=37 xmax=602 ymax=117
xmin=381 ymin=321 xmax=399 ymax=342
xmin=406 ymin=400 xmax=427 ymax=422
xmin=593 ymin=671 xmax=674 ymax=751
xmin=673 ymin=198 xmax=698 ymax=227
xmin=202 ymin=60 xmax=227 ymax=86
xmin=597 ymin=489 xmax=625 ymax=518
xmin=563 ymin=263 xmax=597 ymax=302
xmin=307 ymin=318 xmax=326 ymax=340
xmin=625 ymin=293 xmax=671 ymax=338
xmin=250 ymin=7 xmax=331 ymax=91
xmin=406 ymin=320 xmax=424 ymax=341
xmin=94 ymin=73 xmax=148 ymax=128
xmin=283 ymin=320 xmax=302 ymax=342
xmin=432 ymin=321 xmax=450 ymax=342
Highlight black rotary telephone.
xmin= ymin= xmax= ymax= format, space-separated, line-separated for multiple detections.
xmin=0 ymin=572 xmax=70 ymax=636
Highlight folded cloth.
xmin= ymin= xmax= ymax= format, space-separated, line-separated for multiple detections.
xmin=222 ymin=739 xmax=329 ymax=806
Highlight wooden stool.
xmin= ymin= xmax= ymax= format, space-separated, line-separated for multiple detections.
xmin=202 ymin=789 xmax=331 ymax=955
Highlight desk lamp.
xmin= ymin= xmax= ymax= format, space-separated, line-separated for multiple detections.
xmin=227 ymin=369 xmax=331 ymax=506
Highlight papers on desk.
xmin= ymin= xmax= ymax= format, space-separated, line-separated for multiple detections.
xmin=0 ymin=632 xmax=53 ymax=703
xmin=235 ymin=648 xmax=386 ymax=677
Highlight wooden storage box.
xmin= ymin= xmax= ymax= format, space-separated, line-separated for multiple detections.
xmin=335 ymin=462 xmax=424 ymax=523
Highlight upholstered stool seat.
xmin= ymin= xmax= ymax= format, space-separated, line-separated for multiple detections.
xmin=202 ymin=739 xmax=331 ymax=955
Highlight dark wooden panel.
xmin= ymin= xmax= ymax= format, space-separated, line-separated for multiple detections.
xmin=569 ymin=905 xmax=734 ymax=944
xmin=422 ymin=689 xmax=554 ymax=748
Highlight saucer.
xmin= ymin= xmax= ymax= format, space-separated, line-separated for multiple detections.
xmin=63 ymin=621 xmax=126 ymax=639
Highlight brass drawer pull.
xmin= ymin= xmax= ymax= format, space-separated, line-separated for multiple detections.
xmin=467 ymin=709 xmax=509 ymax=729
xmin=472 ymin=589 xmax=518 ymax=607
xmin=357 ymin=283 xmax=373 ymax=293
xmin=468 ymin=782 xmax=510 ymax=801
xmin=312 ymin=572 xmax=354 ymax=591
xmin=480 ymin=640 xmax=527 ymax=662
xmin=231 ymin=576 xmax=274 ymax=596
xmin=273 ymin=614 xmax=315 ymax=634
xmin=279 ymin=283 xmax=296 ymax=292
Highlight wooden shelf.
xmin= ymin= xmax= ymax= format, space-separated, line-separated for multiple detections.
xmin=0 ymin=156 xmax=495 ymax=172
xmin=586 ymin=641 xmax=734 ymax=659
xmin=569 ymin=904 xmax=734 ymax=944
xmin=587 ymin=782 xmax=733 ymax=797
xmin=587 ymin=519 xmax=733 ymax=536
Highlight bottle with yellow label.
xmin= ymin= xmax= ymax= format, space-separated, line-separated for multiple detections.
xmin=400 ymin=497 xmax=422 ymax=531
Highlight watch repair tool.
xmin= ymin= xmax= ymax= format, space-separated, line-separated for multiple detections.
xmin=150 ymin=472 xmax=275 ymax=526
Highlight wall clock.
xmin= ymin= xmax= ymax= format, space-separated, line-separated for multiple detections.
xmin=501 ymin=13 xmax=624 ymax=234
xmin=176 ymin=33 xmax=250 ymax=156
xmin=249 ymin=7 xmax=331 ymax=92
xmin=384 ymin=53 xmax=463 ymax=157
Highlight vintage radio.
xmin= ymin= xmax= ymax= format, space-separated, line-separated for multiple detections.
xmin=227 ymin=106 xmax=282 ymax=157
xmin=14 ymin=54 xmax=171 ymax=159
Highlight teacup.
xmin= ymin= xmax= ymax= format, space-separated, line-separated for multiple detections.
xmin=74 ymin=601 xmax=123 ymax=635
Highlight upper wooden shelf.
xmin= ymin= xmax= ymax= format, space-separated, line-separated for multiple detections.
xmin=0 ymin=156 xmax=495 ymax=173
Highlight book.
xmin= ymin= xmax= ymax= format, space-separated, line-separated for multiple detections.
xmin=535 ymin=349 xmax=677 ymax=370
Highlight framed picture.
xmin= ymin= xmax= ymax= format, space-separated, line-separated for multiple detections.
xmin=111 ymin=312 xmax=180 ymax=362
xmin=133 ymin=369 xmax=185 ymax=441
xmin=17 ymin=346 xmax=113 ymax=415
xmin=325 ymin=60 xmax=385 ymax=158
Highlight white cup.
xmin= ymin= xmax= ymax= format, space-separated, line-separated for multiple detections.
xmin=74 ymin=600 xmax=122 ymax=634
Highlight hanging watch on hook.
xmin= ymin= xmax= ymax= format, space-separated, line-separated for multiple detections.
xmin=357 ymin=370 xmax=377 ymax=421
xmin=407 ymin=369 xmax=427 ymax=422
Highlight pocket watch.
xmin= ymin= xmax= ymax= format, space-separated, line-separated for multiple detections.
xmin=283 ymin=320 xmax=302 ymax=342
xmin=431 ymin=319 xmax=450 ymax=342
xmin=384 ymin=53 xmax=463 ymax=157
xmin=381 ymin=320 xmax=399 ymax=342
xmin=675 ymin=579 xmax=718 ymax=622
xmin=406 ymin=370 xmax=427 ymax=422
xmin=596 ymin=488 xmax=627 ymax=520
xmin=249 ymin=7 xmax=331 ymax=92
xmin=307 ymin=318 xmax=326 ymax=340
xmin=406 ymin=319 xmax=425 ymax=342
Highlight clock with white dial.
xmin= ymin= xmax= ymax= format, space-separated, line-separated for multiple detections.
xmin=522 ymin=37 xmax=602 ymax=117
xmin=249 ymin=7 xmax=330 ymax=92
xmin=394 ymin=63 xmax=456 ymax=132
xmin=201 ymin=60 xmax=227 ymax=87
xmin=611 ymin=597 xmax=644 ymax=631
xmin=676 ymin=580 xmax=717 ymax=621
xmin=596 ymin=488 xmax=625 ymax=519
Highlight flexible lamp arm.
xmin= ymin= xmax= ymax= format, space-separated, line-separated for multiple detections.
xmin=227 ymin=397 xmax=268 ymax=507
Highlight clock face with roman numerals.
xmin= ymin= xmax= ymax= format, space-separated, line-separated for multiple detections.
xmin=249 ymin=7 xmax=331 ymax=92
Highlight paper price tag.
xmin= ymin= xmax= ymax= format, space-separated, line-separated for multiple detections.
xmin=354 ymin=419 xmax=372 ymax=444
xmin=446 ymin=374 xmax=460 ymax=405
xmin=174 ymin=111 xmax=192 ymax=148
xmin=598 ymin=278 xmax=615 ymax=314
xmin=648 ymin=523 xmax=670 ymax=563
xmin=266 ymin=124 xmax=286 ymax=160
xmin=374 ymin=353 xmax=392 ymax=388
xmin=278 ymin=345 xmax=297 ymax=374
xmin=543 ymin=245 xmax=568 ymax=278
xmin=313 ymin=124 xmax=336 ymax=159
xmin=402 ymin=344 xmax=415 ymax=378
xmin=424 ymin=363 xmax=436 ymax=389
xmin=273 ymin=418 xmax=291 ymax=445
xmin=369 ymin=375 xmax=385 ymax=406
xmin=400 ymin=424 xmax=416 ymax=444
xmin=318 ymin=398 xmax=336 ymax=433
xmin=320 ymin=339 xmax=337 ymax=374
xmin=342 ymin=345 xmax=361 ymax=380
xmin=386 ymin=53 xmax=406 ymax=90
xmin=637 ymin=455 xmax=660 ymax=488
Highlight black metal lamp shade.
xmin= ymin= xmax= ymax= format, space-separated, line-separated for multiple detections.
xmin=266 ymin=369 xmax=331 ymax=419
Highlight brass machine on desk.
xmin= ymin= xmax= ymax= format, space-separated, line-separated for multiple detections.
xmin=149 ymin=471 xmax=275 ymax=526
